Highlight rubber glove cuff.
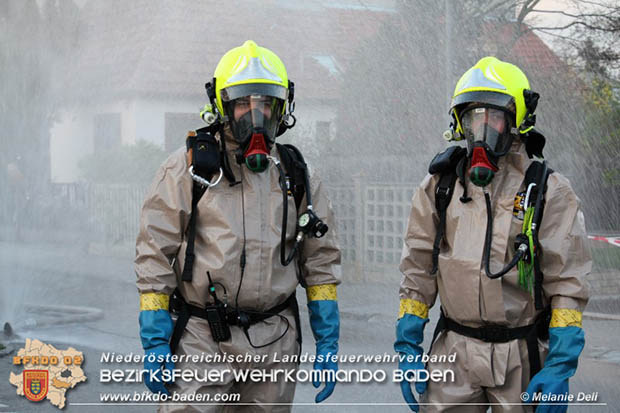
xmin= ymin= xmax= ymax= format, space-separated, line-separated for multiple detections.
xmin=139 ymin=309 xmax=174 ymax=350
xmin=525 ymin=326 xmax=585 ymax=412
xmin=308 ymin=299 xmax=340 ymax=403
xmin=395 ymin=313 xmax=429 ymax=412
xmin=139 ymin=309 xmax=175 ymax=395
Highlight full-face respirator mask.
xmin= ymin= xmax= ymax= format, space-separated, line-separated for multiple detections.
xmin=221 ymin=84 xmax=286 ymax=173
xmin=460 ymin=105 xmax=516 ymax=187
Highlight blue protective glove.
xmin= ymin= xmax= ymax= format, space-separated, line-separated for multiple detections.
xmin=139 ymin=309 xmax=175 ymax=395
xmin=394 ymin=314 xmax=429 ymax=412
xmin=307 ymin=299 xmax=340 ymax=403
xmin=525 ymin=326 xmax=585 ymax=413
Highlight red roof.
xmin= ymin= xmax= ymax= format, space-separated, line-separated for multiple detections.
xmin=70 ymin=0 xmax=391 ymax=102
xmin=482 ymin=22 xmax=570 ymax=73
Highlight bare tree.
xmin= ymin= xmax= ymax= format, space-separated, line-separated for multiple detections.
xmin=333 ymin=0 xmax=619 ymax=228
xmin=524 ymin=0 xmax=620 ymax=81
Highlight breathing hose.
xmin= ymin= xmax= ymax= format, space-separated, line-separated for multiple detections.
xmin=483 ymin=190 xmax=528 ymax=279
xmin=235 ymin=169 xmax=290 ymax=348
xmin=270 ymin=156 xmax=313 ymax=267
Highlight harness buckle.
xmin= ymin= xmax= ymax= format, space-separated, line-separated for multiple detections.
xmin=436 ymin=186 xmax=450 ymax=198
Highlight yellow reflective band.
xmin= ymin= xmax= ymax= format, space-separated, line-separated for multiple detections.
xmin=550 ymin=309 xmax=582 ymax=328
xmin=399 ymin=299 xmax=429 ymax=319
xmin=140 ymin=293 xmax=170 ymax=311
xmin=306 ymin=284 xmax=338 ymax=301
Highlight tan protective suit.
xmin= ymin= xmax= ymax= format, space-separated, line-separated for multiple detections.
xmin=135 ymin=129 xmax=341 ymax=413
xmin=399 ymin=142 xmax=590 ymax=412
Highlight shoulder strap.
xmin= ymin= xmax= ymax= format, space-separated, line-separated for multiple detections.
xmin=430 ymin=170 xmax=459 ymax=274
xmin=187 ymin=129 xmax=222 ymax=178
xmin=276 ymin=143 xmax=307 ymax=211
xmin=181 ymin=129 xmax=214 ymax=283
xmin=181 ymin=182 xmax=207 ymax=282
xmin=189 ymin=126 xmax=237 ymax=184
xmin=428 ymin=146 xmax=467 ymax=275
xmin=524 ymin=160 xmax=553 ymax=310
xmin=275 ymin=143 xmax=309 ymax=288
xmin=524 ymin=161 xmax=554 ymax=225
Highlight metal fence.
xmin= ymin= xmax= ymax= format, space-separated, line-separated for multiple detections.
xmin=0 ymin=183 xmax=148 ymax=245
xmin=327 ymin=181 xmax=413 ymax=281
xmin=2 ymin=180 xmax=414 ymax=280
xmin=77 ymin=181 xmax=415 ymax=280
xmin=87 ymin=184 xmax=148 ymax=245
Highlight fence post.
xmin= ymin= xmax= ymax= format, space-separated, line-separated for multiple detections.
xmin=353 ymin=173 xmax=365 ymax=282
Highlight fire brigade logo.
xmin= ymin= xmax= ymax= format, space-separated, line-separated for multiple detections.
xmin=23 ymin=370 xmax=49 ymax=402
xmin=10 ymin=339 xmax=87 ymax=409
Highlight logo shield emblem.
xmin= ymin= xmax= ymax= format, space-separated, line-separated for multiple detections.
xmin=23 ymin=370 xmax=48 ymax=402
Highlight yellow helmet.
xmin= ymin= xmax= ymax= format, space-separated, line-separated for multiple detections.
xmin=450 ymin=56 xmax=538 ymax=139
xmin=213 ymin=40 xmax=290 ymax=119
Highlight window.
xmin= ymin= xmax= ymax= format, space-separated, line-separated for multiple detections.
xmin=165 ymin=113 xmax=202 ymax=152
xmin=94 ymin=113 xmax=121 ymax=148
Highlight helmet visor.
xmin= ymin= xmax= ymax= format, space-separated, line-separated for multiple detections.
xmin=223 ymin=94 xmax=284 ymax=143
xmin=451 ymin=91 xmax=514 ymax=113
xmin=461 ymin=106 xmax=514 ymax=155
xmin=221 ymin=83 xmax=288 ymax=102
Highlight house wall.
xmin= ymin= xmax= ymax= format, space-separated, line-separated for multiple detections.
xmin=50 ymin=100 xmax=131 ymax=183
xmin=133 ymin=99 xmax=199 ymax=146
xmin=50 ymin=109 xmax=91 ymax=183
xmin=50 ymin=96 xmax=335 ymax=183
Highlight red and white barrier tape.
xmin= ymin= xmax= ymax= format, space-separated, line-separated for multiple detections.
xmin=588 ymin=235 xmax=620 ymax=248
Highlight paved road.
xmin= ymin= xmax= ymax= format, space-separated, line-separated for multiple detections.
xmin=1 ymin=241 xmax=619 ymax=412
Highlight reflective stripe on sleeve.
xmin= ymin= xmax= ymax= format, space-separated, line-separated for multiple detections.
xmin=398 ymin=299 xmax=429 ymax=319
xmin=140 ymin=293 xmax=170 ymax=311
xmin=550 ymin=308 xmax=582 ymax=328
xmin=306 ymin=284 xmax=338 ymax=301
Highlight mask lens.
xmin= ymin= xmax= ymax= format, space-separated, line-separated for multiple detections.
xmin=224 ymin=95 xmax=284 ymax=143
xmin=461 ymin=107 xmax=513 ymax=155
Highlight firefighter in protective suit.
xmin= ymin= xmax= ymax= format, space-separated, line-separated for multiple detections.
xmin=395 ymin=57 xmax=590 ymax=412
xmin=135 ymin=40 xmax=341 ymax=412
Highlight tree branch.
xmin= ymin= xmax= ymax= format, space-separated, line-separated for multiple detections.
xmin=517 ymin=0 xmax=541 ymax=24
xmin=530 ymin=9 xmax=617 ymax=21
xmin=569 ymin=0 xmax=618 ymax=10
xmin=530 ymin=20 xmax=620 ymax=32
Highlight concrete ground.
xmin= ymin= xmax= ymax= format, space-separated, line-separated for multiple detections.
xmin=1 ymin=241 xmax=619 ymax=412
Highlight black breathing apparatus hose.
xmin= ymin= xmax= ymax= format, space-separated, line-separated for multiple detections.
xmin=483 ymin=161 xmax=547 ymax=280
xmin=483 ymin=190 xmax=527 ymax=279
xmin=271 ymin=157 xmax=313 ymax=267
xmin=235 ymin=168 xmax=290 ymax=349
